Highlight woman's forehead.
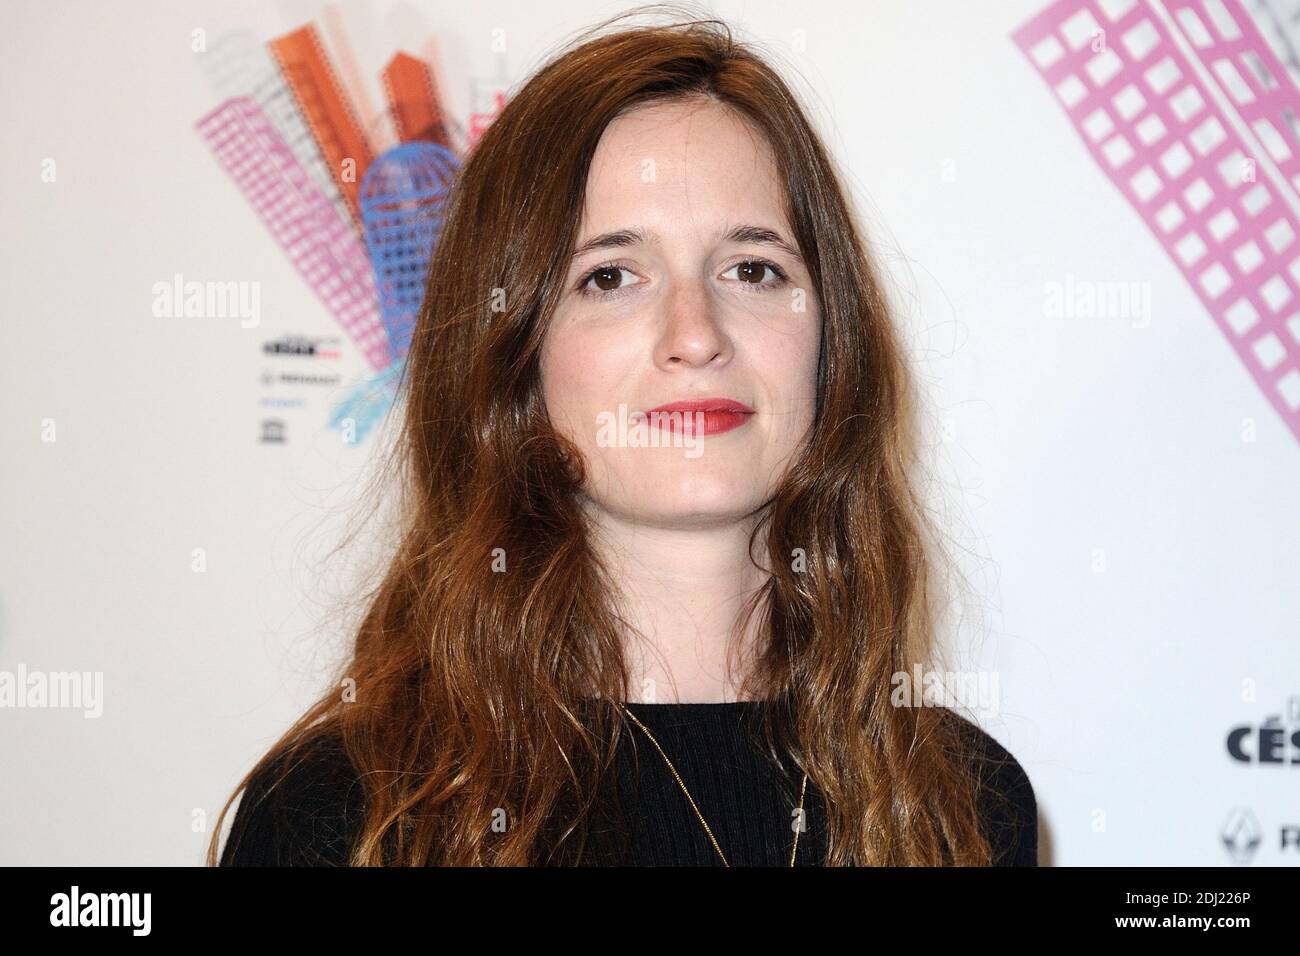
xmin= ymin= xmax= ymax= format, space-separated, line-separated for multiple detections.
xmin=580 ymin=104 xmax=786 ymax=239
xmin=589 ymin=98 xmax=777 ymax=179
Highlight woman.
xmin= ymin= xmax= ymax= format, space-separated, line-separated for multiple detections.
xmin=210 ymin=8 xmax=1038 ymax=867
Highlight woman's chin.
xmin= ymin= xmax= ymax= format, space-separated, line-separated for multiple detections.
xmin=615 ymin=480 xmax=768 ymax=527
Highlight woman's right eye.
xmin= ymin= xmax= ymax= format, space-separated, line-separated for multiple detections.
xmin=578 ymin=264 xmax=638 ymax=298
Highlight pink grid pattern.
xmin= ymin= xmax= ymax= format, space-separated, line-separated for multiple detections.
xmin=1165 ymin=0 xmax=1300 ymax=190
xmin=196 ymin=96 xmax=391 ymax=371
xmin=200 ymin=30 xmax=356 ymax=235
xmin=1013 ymin=0 xmax=1300 ymax=444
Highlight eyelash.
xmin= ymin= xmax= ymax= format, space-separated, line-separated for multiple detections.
xmin=575 ymin=258 xmax=791 ymax=300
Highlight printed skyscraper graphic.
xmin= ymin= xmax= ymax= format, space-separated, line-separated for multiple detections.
xmin=193 ymin=18 xmax=506 ymax=444
xmin=360 ymin=142 xmax=460 ymax=363
xmin=1014 ymin=0 xmax=1300 ymax=445
xmin=200 ymin=29 xmax=356 ymax=230
xmin=195 ymin=95 xmax=392 ymax=372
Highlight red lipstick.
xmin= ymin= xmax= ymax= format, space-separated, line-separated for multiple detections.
xmin=641 ymin=397 xmax=755 ymax=437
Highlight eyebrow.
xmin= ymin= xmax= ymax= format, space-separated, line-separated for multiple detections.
xmin=570 ymin=224 xmax=804 ymax=262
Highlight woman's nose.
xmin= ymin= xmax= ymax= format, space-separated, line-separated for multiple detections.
xmin=652 ymin=278 xmax=733 ymax=369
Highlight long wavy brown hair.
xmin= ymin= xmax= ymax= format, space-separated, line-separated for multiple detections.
xmin=208 ymin=3 xmax=1001 ymax=866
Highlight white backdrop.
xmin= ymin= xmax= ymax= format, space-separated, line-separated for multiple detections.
xmin=2 ymin=0 xmax=1296 ymax=866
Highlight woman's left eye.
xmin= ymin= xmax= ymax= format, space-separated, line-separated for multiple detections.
xmin=722 ymin=259 xmax=789 ymax=289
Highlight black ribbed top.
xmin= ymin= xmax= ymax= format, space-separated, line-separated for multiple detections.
xmin=584 ymin=700 xmax=823 ymax=866
xmin=219 ymin=701 xmax=1037 ymax=866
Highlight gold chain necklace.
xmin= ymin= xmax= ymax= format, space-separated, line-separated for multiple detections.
xmin=619 ymin=703 xmax=809 ymax=867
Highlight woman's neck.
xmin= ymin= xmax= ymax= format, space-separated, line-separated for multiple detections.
xmin=582 ymin=501 xmax=772 ymax=704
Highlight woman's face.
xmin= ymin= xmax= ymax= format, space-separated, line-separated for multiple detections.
xmin=539 ymin=96 xmax=822 ymax=528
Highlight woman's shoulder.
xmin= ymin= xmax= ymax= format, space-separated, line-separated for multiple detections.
xmin=939 ymin=708 xmax=1040 ymax=866
xmin=219 ymin=732 xmax=366 ymax=867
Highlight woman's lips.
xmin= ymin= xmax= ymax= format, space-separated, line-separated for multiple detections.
xmin=640 ymin=398 xmax=755 ymax=437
